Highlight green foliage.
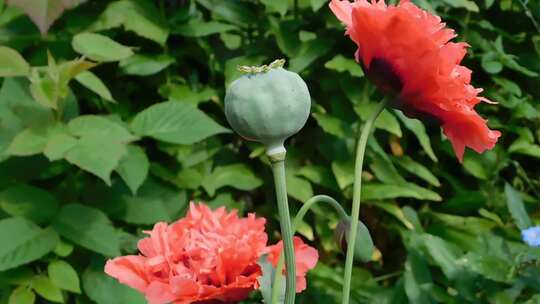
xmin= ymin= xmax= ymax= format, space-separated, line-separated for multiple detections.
xmin=0 ymin=0 xmax=539 ymax=303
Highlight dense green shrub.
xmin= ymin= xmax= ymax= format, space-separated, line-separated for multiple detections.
xmin=0 ymin=0 xmax=539 ymax=303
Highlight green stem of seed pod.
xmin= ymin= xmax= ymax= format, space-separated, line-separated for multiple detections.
xmin=342 ymin=99 xmax=388 ymax=304
xmin=271 ymin=195 xmax=347 ymax=303
xmin=270 ymin=158 xmax=296 ymax=304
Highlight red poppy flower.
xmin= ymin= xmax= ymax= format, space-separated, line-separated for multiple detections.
xmin=105 ymin=203 xmax=268 ymax=304
xmin=330 ymin=0 xmax=501 ymax=161
xmin=104 ymin=203 xmax=319 ymax=304
xmin=265 ymin=236 xmax=319 ymax=293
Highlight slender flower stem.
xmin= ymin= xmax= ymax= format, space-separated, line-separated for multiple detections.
xmin=271 ymin=158 xmax=296 ymax=304
xmin=342 ymin=99 xmax=388 ymax=304
xmin=271 ymin=195 xmax=347 ymax=303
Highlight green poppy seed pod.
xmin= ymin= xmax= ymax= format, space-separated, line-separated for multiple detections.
xmin=224 ymin=60 xmax=311 ymax=159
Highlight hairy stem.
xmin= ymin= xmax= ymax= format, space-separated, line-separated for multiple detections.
xmin=342 ymin=99 xmax=388 ymax=304
xmin=271 ymin=159 xmax=296 ymax=304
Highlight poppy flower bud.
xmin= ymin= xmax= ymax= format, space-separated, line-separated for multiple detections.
xmin=224 ymin=59 xmax=311 ymax=159
xmin=334 ymin=218 xmax=374 ymax=262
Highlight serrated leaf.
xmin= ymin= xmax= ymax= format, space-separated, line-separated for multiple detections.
xmin=202 ymin=164 xmax=263 ymax=196
xmin=0 ymin=46 xmax=29 ymax=76
xmin=48 ymin=260 xmax=81 ymax=293
xmin=67 ymin=115 xmax=136 ymax=143
xmin=6 ymin=0 xmax=87 ymax=34
xmin=90 ymin=0 xmax=168 ymax=45
xmin=72 ymin=33 xmax=133 ymax=62
xmin=8 ymin=286 xmax=35 ymax=304
xmin=0 ymin=217 xmax=59 ymax=271
xmin=504 ymin=183 xmax=532 ymax=230
xmin=0 ymin=184 xmax=58 ymax=223
xmin=116 ymin=145 xmax=149 ymax=195
xmin=31 ymin=275 xmax=63 ymax=303
xmin=131 ymin=101 xmax=230 ymax=145
xmin=53 ymin=204 xmax=121 ymax=257
xmin=75 ymin=71 xmax=115 ymax=102
xmin=119 ymin=54 xmax=174 ymax=76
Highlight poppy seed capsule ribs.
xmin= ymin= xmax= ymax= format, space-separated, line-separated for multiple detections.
xmin=225 ymin=64 xmax=311 ymax=158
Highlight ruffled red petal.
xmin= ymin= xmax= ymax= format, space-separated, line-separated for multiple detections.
xmin=330 ymin=0 xmax=501 ymax=161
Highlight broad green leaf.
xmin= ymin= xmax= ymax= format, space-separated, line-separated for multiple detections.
xmin=43 ymin=133 xmax=77 ymax=161
xmin=173 ymin=20 xmax=236 ymax=37
xmin=119 ymin=54 xmax=174 ymax=76
xmin=53 ymin=204 xmax=121 ymax=257
xmin=404 ymin=250 xmax=432 ymax=304
xmin=90 ymin=0 xmax=168 ymax=45
xmin=362 ymin=183 xmax=442 ymax=201
xmin=394 ymin=156 xmax=440 ymax=187
xmin=67 ymin=115 xmax=137 ymax=143
xmin=131 ymin=101 xmax=230 ymax=145
xmin=310 ymin=0 xmax=327 ymax=11
xmin=260 ymin=0 xmax=288 ymax=15
xmin=0 ymin=217 xmax=59 ymax=271
xmin=289 ymin=38 xmax=333 ymax=73
xmin=196 ymin=0 xmax=257 ymax=25
xmin=165 ymin=84 xmax=217 ymax=105
xmin=8 ymin=286 xmax=35 ymax=304
xmin=509 ymin=139 xmax=540 ymax=159
xmin=6 ymin=128 xmax=49 ymax=156
xmin=116 ymin=145 xmax=149 ymax=195
xmin=286 ymin=172 xmax=314 ymax=203
xmin=297 ymin=165 xmax=339 ymax=190
xmin=75 ymin=71 xmax=115 ymax=102
xmin=457 ymin=252 xmax=512 ymax=283
xmin=395 ymin=111 xmax=437 ymax=162
xmin=355 ymin=102 xmax=401 ymax=137
xmin=202 ymin=164 xmax=263 ymax=196
xmin=325 ymin=55 xmax=364 ymax=77
xmin=104 ymin=179 xmax=187 ymax=225
xmin=48 ymin=260 xmax=81 ymax=293
xmin=312 ymin=113 xmax=354 ymax=139
xmin=6 ymin=0 xmax=87 ymax=34
xmin=65 ymin=135 xmax=126 ymax=185
xmin=53 ymin=240 xmax=74 ymax=258
xmin=83 ymin=260 xmax=145 ymax=304
xmin=504 ymin=183 xmax=532 ymax=230
xmin=0 ymin=184 xmax=58 ymax=223
xmin=440 ymin=0 xmax=479 ymax=11
xmin=72 ymin=33 xmax=133 ymax=62
xmin=31 ymin=275 xmax=63 ymax=303
xmin=0 ymin=46 xmax=29 ymax=76
xmin=331 ymin=160 xmax=354 ymax=190
xmin=411 ymin=233 xmax=462 ymax=279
